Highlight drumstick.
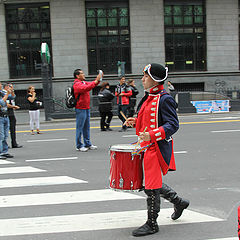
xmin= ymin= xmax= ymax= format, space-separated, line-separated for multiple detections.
xmin=120 ymin=111 xmax=133 ymax=127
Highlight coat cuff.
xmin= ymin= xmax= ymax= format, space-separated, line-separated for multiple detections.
xmin=149 ymin=126 xmax=166 ymax=142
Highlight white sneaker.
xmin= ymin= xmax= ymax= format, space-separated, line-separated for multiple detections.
xmin=79 ymin=147 xmax=89 ymax=152
xmin=88 ymin=145 xmax=97 ymax=150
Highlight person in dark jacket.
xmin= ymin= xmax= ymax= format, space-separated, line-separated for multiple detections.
xmin=98 ymin=82 xmax=115 ymax=131
xmin=127 ymin=79 xmax=139 ymax=118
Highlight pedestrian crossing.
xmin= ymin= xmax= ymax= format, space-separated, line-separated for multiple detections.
xmin=0 ymin=158 xmax=236 ymax=239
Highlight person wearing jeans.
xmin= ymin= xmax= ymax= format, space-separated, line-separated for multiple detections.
xmin=73 ymin=69 xmax=102 ymax=152
xmin=0 ymin=83 xmax=14 ymax=159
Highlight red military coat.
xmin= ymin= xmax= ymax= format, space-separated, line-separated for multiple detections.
xmin=135 ymin=84 xmax=179 ymax=189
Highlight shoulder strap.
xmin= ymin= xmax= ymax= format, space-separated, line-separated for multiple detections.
xmin=72 ymin=82 xmax=80 ymax=101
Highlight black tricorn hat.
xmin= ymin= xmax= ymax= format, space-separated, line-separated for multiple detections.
xmin=143 ymin=63 xmax=168 ymax=82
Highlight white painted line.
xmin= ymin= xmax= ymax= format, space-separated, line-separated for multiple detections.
xmin=211 ymin=130 xmax=240 ymax=133
xmin=0 ymin=209 xmax=223 ymax=236
xmin=0 ymin=167 xmax=46 ymax=175
xmin=174 ymin=151 xmax=187 ymax=154
xmin=26 ymin=157 xmax=78 ymax=162
xmin=0 ymin=160 xmax=14 ymax=165
xmin=27 ymin=138 xmax=68 ymax=143
xmin=207 ymin=117 xmax=240 ymax=120
xmin=0 ymin=176 xmax=87 ymax=188
xmin=0 ymin=189 xmax=143 ymax=208
xmin=122 ymin=135 xmax=137 ymax=138
xmin=208 ymin=238 xmax=238 ymax=240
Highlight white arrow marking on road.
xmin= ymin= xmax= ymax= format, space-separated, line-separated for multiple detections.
xmin=27 ymin=138 xmax=68 ymax=142
xmin=0 ymin=176 xmax=87 ymax=188
xmin=26 ymin=157 xmax=78 ymax=162
xmin=211 ymin=130 xmax=240 ymax=133
xmin=0 ymin=209 xmax=223 ymax=236
xmin=0 ymin=160 xmax=14 ymax=165
xmin=0 ymin=189 xmax=143 ymax=208
xmin=0 ymin=167 xmax=46 ymax=175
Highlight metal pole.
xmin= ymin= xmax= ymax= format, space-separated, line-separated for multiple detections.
xmin=41 ymin=62 xmax=53 ymax=121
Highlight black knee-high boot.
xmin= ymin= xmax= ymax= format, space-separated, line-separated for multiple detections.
xmin=132 ymin=189 xmax=160 ymax=237
xmin=159 ymin=183 xmax=189 ymax=220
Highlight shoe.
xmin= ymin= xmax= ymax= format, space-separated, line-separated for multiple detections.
xmin=79 ymin=147 xmax=88 ymax=152
xmin=12 ymin=145 xmax=23 ymax=148
xmin=132 ymin=222 xmax=159 ymax=237
xmin=0 ymin=155 xmax=7 ymax=159
xmin=87 ymin=145 xmax=97 ymax=150
xmin=118 ymin=128 xmax=127 ymax=132
xmin=171 ymin=198 xmax=190 ymax=220
xmin=2 ymin=153 xmax=14 ymax=158
xmin=101 ymin=129 xmax=107 ymax=131
xmin=37 ymin=131 xmax=42 ymax=134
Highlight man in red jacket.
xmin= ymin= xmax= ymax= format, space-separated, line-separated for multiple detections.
xmin=115 ymin=76 xmax=132 ymax=132
xmin=73 ymin=69 xmax=102 ymax=152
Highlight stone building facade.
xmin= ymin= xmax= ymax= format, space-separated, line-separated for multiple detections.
xmin=0 ymin=0 xmax=239 ymax=113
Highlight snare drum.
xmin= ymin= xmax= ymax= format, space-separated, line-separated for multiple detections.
xmin=109 ymin=144 xmax=143 ymax=191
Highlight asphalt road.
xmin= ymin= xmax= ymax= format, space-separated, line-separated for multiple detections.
xmin=0 ymin=112 xmax=239 ymax=240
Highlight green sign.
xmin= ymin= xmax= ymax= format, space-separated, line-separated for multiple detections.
xmin=41 ymin=42 xmax=51 ymax=64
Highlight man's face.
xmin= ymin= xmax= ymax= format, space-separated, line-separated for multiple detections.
xmin=142 ymin=72 xmax=157 ymax=90
xmin=77 ymin=70 xmax=85 ymax=81
xmin=120 ymin=77 xmax=125 ymax=85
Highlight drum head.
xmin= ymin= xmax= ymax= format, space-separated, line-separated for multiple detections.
xmin=110 ymin=144 xmax=139 ymax=152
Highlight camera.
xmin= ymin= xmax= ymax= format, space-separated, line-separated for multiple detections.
xmin=98 ymin=70 xmax=103 ymax=81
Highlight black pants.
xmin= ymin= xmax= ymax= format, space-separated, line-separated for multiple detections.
xmin=9 ymin=115 xmax=17 ymax=147
xmin=100 ymin=111 xmax=113 ymax=130
xmin=117 ymin=105 xmax=129 ymax=128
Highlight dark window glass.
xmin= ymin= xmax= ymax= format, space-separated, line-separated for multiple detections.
xmin=86 ymin=1 xmax=131 ymax=75
xmin=5 ymin=3 xmax=52 ymax=78
xmin=164 ymin=0 xmax=206 ymax=71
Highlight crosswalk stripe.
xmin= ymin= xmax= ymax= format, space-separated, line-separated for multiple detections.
xmin=0 ymin=166 xmax=46 ymax=175
xmin=0 ymin=160 xmax=14 ymax=165
xmin=0 ymin=189 xmax=143 ymax=208
xmin=26 ymin=157 xmax=78 ymax=162
xmin=0 ymin=209 xmax=223 ymax=237
xmin=208 ymin=238 xmax=238 ymax=240
xmin=0 ymin=176 xmax=87 ymax=188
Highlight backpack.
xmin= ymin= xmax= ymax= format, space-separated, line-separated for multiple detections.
xmin=65 ymin=84 xmax=80 ymax=108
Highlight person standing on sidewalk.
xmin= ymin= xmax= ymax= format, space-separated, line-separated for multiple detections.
xmin=3 ymin=83 xmax=22 ymax=148
xmin=27 ymin=86 xmax=42 ymax=135
xmin=0 ymin=83 xmax=14 ymax=159
xmin=125 ymin=63 xmax=189 ymax=237
xmin=73 ymin=69 xmax=102 ymax=152
xmin=115 ymin=76 xmax=132 ymax=132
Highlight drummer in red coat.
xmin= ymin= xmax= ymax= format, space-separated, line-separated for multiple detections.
xmin=125 ymin=63 xmax=190 ymax=237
